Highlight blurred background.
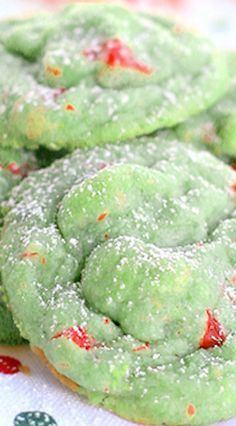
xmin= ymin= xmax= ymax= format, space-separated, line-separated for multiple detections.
xmin=0 ymin=0 xmax=236 ymax=48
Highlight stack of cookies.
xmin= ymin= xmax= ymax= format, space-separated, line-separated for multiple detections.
xmin=0 ymin=4 xmax=235 ymax=425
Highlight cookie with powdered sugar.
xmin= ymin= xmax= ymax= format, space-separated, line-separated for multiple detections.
xmin=1 ymin=133 xmax=235 ymax=425
xmin=0 ymin=3 xmax=229 ymax=151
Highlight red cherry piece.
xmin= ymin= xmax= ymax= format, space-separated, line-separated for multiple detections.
xmin=46 ymin=65 xmax=62 ymax=77
xmin=187 ymin=404 xmax=196 ymax=417
xmin=65 ymin=103 xmax=76 ymax=111
xmin=21 ymin=251 xmax=39 ymax=259
xmin=83 ymin=38 xmax=153 ymax=75
xmin=52 ymin=325 xmax=95 ymax=350
xmin=21 ymin=251 xmax=47 ymax=265
xmin=7 ymin=162 xmax=21 ymax=175
xmin=6 ymin=162 xmax=32 ymax=178
xmin=199 ymin=309 xmax=226 ymax=349
xmin=132 ymin=342 xmax=150 ymax=352
xmin=97 ymin=211 xmax=110 ymax=222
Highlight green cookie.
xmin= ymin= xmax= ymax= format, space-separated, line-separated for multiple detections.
xmin=1 ymin=133 xmax=235 ymax=425
xmin=176 ymin=53 xmax=236 ymax=159
xmin=0 ymin=4 xmax=229 ymax=151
